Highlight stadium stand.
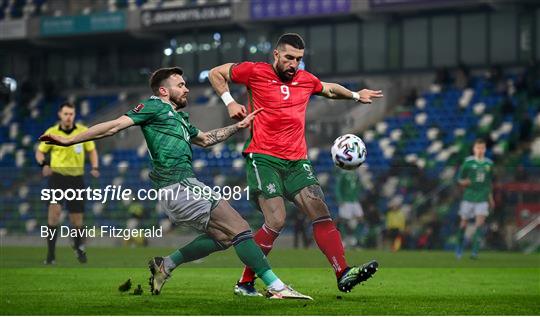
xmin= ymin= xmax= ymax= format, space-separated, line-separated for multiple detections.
xmin=1 ymin=65 xmax=538 ymax=252
xmin=2 ymin=0 xmax=539 ymax=253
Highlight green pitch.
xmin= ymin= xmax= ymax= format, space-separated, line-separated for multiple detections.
xmin=1 ymin=247 xmax=538 ymax=315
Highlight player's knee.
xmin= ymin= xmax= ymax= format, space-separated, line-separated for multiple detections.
xmin=207 ymin=228 xmax=233 ymax=249
xmin=227 ymin=217 xmax=250 ymax=236
xmin=264 ymin=213 xmax=285 ymax=231
xmin=238 ymin=218 xmax=250 ymax=231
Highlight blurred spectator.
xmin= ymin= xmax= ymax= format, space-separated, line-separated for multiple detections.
xmin=0 ymin=78 xmax=10 ymax=104
xmin=404 ymin=88 xmax=418 ymax=109
xmin=292 ymin=211 xmax=312 ymax=249
xmin=42 ymin=79 xmax=58 ymax=103
xmin=487 ymin=64 xmax=506 ymax=94
xmin=124 ymin=199 xmax=148 ymax=247
xmin=455 ymin=63 xmax=471 ymax=90
xmin=519 ymin=113 xmax=533 ymax=143
xmin=416 ymin=227 xmax=433 ymax=249
xmin=363 ymin=198 xmax=382 ymax=249
xmin=17 ymin=79 xmax=35 ymax=109
xmin=434 ymin=67 xmax=452 ymax=88
xmin=519 ymin=59 xmax=540 ymax=97
xmin=501 ymin=96 xmax=514 ymax=116
xmin=385 ymin=199 xmax=406 ymax=252
xmin=485 ymin=222 xmax=506 ymax=250
xmin=514 ymin=165 xmax=529 ymax=182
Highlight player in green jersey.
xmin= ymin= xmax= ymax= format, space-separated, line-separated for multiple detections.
xmin=39 ymin=67 xmax=312 ymax=300
xmin=455 ymin=139 xmax=494 ymax=259
xmin=335 ymin=169 xmax=365 ymax=248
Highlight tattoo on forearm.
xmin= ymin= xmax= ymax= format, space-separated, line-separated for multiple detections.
xmin=306 ymin=185 xmax=325 ymax=201
xmin=205 ymin=124 xmax=239 ymax=146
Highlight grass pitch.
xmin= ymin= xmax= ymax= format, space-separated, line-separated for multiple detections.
xmin=0 ymin=246 xmax=538 ymax=315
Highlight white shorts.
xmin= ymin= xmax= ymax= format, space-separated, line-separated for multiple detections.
xmin=459 ymin=201 xmax=489 ymax=219
xmin=159 ymin=178 xmax=221 ymax=232
xmin=338 ymin=202 xmax=364 ymax=220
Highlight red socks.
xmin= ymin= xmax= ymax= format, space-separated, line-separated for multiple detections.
xmin=312 ymin=216 xmax=348 ymax=278
xmin=238 ymin=224 xmax=280 ymax=283
xmin=239 ymin=217 xmax=349 ymax=282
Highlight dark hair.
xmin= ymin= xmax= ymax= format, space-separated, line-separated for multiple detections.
xmin=474 ymin=138 xmax=486 ymax=145
xmin=149 ymin=67 xmax=184 ymax=95
xmin=58 ymin=102 xmax=75 ymax=111
xmin=276 ymin=33 xmax=305 ymax=50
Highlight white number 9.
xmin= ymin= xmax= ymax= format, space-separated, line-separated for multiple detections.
xmin=280 ymin=85 xmax=290 ymax=100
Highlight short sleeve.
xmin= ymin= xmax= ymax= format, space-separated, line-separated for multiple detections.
xmin=38 ymin=128 xmax=53 ymax=153
xmin=187 ymin=122 xmax=200 ymax=139
xmin=311 ymin=74 xmax=323 ymax=95
xmin=125 ymin=102 xmax=157 ymax=125
xmin=83 ymin=140 xmax=96 ymax=152
xmin=230 ymin=62 xmax=256 ymax=85
xmin=38 ymin=141 xmax=51 ymax=153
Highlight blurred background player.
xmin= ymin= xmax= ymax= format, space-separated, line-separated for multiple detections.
xmin=335 ymin=168 xmax=365 ymax=248
xmin=35 ymin=102 xmax=100 ymax=264
xmin=40 ymin=67 xmax=312 ymax=300
xmin=209 ymin=33 xmax=383 ymax=296
xmin=455 ymin=139 xmax=494 ymax=259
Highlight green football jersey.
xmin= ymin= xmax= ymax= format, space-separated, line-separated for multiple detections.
xmin=125 ymin=96 xmax=200 ymax=188
xmin=457 ymin=156 xmax=493 ymax=202
xmin=334 ymin=169 xmax=362 ymax=203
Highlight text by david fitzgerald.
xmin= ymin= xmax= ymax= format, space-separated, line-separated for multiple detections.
xmin=41 ymin=226 xmax=162 ymax=241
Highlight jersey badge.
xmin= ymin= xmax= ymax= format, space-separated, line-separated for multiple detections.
xmin=133 ymin=104 xmax=144 ymax=113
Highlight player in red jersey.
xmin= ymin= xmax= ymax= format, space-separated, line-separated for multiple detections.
xmin=209 ymin=33 xmax=383 ymax=296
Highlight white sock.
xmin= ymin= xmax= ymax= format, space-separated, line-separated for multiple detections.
xmin=268 ymin=278 xmax=286 ymax=291
xmin=163 ymin=256 xmax=176 ymax=273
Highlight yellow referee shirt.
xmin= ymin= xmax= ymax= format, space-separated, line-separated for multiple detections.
xmin=38 ymin=123 xmax=96 ymax=176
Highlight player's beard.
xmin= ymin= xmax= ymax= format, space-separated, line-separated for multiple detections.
xmin=170 ymin=94 xmax=188 ymax=110
xmin=276 ymin=61 xmax=296 ymax=82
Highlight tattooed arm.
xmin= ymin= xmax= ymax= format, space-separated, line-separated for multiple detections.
xmin=192 ymin=108 xmax=263 ymax=148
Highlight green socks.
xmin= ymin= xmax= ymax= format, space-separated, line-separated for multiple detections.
xmin=163 ymin=230 xmax=285 ymax=290
xmin=164 ymin=234 xmax=226 ymax=272
xmin=232 ymin=231 xmax=272 ymax=278
xmin=232 ymin=230 xmax=284 ymax=289
xmin=471 ymin=227 xmax=482 ymax=255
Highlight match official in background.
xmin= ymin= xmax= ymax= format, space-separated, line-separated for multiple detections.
xmin=35 ymin=102 xmax=100 ymax=265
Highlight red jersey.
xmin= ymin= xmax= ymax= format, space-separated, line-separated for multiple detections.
xmin=230 ymin=62 xmax=323 ymax=160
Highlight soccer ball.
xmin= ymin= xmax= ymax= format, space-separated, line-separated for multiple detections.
xmin=331 ymin=134 xmax=367 ymax=170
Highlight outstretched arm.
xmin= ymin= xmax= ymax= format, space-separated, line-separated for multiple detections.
xmin=192 ymin=108 xmax=263 ymax=148
xmin=320 ymin=82 xmax=383 ymax=104
xmin=39 ymin=115 xmax=135 ymax=146
xmin=209 ymin=63 xmax=247 ymax=120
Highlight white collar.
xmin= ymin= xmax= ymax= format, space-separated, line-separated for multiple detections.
xmin=151 ymin=95 xmax=177 ymax=112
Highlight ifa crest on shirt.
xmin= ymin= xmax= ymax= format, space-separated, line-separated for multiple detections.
xmin=266 ymin=183 xmax=277 ymax=194
xmin=133 ymin=104 xmax=145 ymax=113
